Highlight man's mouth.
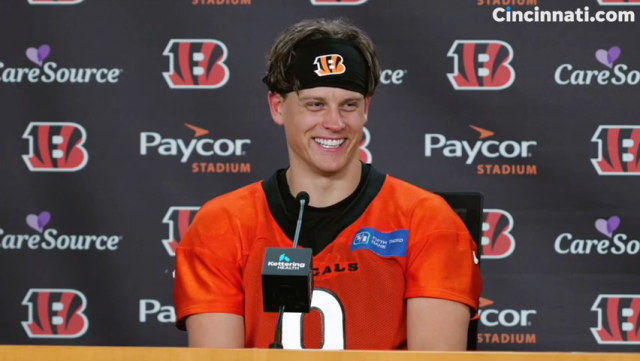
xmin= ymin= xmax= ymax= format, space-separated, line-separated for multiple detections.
xmin=313 ymin=138 xmax=346 ymax=149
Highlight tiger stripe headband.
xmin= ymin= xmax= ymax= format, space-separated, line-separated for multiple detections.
xmin=273 ymin=37 xmax=369 ymax=96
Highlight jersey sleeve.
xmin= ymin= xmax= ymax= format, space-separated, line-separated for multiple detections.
xmin=404 ymin=195 xmax=482 ymax=316
xmin=173 ymin=201 xmax=244 ymax=331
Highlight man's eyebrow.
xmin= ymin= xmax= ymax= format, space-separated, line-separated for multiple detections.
xmin=298 ymin=96 xmax=327 ymax=102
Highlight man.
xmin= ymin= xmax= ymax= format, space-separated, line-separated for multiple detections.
xmin=173 ymin=18 xmax=482 ymax=351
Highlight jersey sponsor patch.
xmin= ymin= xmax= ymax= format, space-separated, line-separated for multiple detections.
xmin=350 ymin=227 xmax=408 ymax=257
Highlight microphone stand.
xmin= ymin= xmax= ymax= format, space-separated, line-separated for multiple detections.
xmin=268 ymin=193 xmax=308 ymax=349
xmin=268 ymin=304 xmax=286 ymax=349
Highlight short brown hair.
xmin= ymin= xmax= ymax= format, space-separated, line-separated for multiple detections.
xmin=262 ymin=18 xmax=381 ymax=97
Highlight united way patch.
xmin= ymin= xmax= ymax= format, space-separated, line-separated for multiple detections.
xmin=350 ymin=227 xmax=408 ymax=257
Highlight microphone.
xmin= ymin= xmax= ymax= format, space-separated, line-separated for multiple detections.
xmin=261 ymin=191 xmax=313 ymax=349
xmin=292 ymin=192 xmax=309 ymax=249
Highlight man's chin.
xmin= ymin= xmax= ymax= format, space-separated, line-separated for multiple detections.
xmin=310 ymin=157 xmax=355 ymax=176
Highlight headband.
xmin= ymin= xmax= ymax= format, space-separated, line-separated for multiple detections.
xmin=270 ymin=37 xmax=369 ymax=96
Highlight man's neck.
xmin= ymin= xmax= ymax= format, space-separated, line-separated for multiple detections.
xmin=286 ymin=158 xmax=362 ymax=208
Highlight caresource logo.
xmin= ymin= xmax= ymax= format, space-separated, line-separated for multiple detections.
xmin=140 ymin=123 xmax=251 ymax=173
xmin=424 ymin=125 xmax=537 ymax=175
xmin=310 ymin=0 xmax=368 ymax=5
xmin=591 ymin=126 xmax=640 ymax=176
xmin=379 ymin=69 xmax=406 ymax=85
xmin=28 ymin=0 xmax=84 ymax=5
xmin=598 ymin=0 xmax=640 ymax=5
xmin=0 ymin=211 xmax=123 ymax=251
xmin=0 ymin=44 xmax=122 ymax=84
xmin=359 ymin=127 xmax=372 ymax=163
xmin=482 ymin=209 xmax=516 ymax=259
xmin=163 ymin=39 xmax=229 ymax=89
xmin=555 ymin=216 xmax=640 ymax=255
xmin=447 ymin=40 xmax=515 ymax=90
xmin=162 ymin=207 xmax=199 ymax=256
xmin=22 ymin=288 xmax=88 ymax=338
xmin=555 ymin=46 xmax=640 ymax=86
xmin=477 ymin=297 xmax=537 ymax=345
xmin=23 ymin=122 xmax=88 ymax=172
xmin=591 ymin=294 xmax=640 ymax=345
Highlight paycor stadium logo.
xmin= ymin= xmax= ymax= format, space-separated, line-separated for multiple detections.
xmin=424 ymin=125 xmax=537 ymax=175
xmin=140 ymin=123 xmax=251 ymax=174
xmin=477 ymin=297 xmax=537 ymax=345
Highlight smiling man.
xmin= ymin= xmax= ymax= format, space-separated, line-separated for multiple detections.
xmin=173 ymin=18 xmax=482 ymax=351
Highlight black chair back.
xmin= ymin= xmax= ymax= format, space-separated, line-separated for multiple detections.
xmin=434 ymin=192 xmax=484 ymax=351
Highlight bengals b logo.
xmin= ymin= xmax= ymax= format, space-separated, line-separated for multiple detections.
xmin=314 ymin=54 xmax=346 ymax=77
xmin=591 ymin=126 xmax=640 ymax=176
xmin=359 ymin=127 xmax=372 ymax=163
xmin=310 ymin=0 xmax=368 ymax=5
xmin=22 ymin=122 xmax=88 ymax=172
xmin=591 ymin=294 xmax=640 ymax=344
xmin=447 ymin=40 xmax=515 ymax=90
xmin=162 ymin=207 xmax=199 ymax=256
xmin=28 ymin=0 xmax=84 ymax=4
xmin=481 ymin=209 xmax=515 ymax=259
xmin=22 ymin=289 xmax=88 ymax=339
xmin=163 ymin=39 xmax=230 ymax=89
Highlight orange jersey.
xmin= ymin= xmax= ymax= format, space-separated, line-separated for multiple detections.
xmin=173 ymin=166 xmax=482 ymax=350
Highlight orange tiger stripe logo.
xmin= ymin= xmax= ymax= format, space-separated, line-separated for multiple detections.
xmin=313 ymin=54 xmax=346 ymax=76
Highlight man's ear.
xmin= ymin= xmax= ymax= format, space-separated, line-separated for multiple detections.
xmin=363 ymin=96 xmax=372 ymax=124
xmin=268 ymin=91 xmax=285 ymax=126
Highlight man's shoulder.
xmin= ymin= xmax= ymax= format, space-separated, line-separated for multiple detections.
xmin=378 ymin=174 xmax=464 ymax=233
xmin=381 ymin=175 xmax=450 ymax=211
xmin=197 ymin=180 xmax=267 ymax=219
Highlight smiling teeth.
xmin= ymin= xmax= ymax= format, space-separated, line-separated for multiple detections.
xmin=314 ymin=138 xmax=345 ymax=148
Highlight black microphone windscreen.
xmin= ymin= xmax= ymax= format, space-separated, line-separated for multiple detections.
xmin=295 ymin=191 xmax=310 ymax=205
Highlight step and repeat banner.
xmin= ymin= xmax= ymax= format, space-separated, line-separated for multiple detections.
xmin=1 ymin=0 xmax=639 ymax=352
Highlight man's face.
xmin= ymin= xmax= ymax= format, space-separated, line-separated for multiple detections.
xmin=269 ymin=87 xmax=370 ymax=175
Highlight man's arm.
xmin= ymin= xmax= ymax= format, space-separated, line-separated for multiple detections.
xmin=406 ymin=297 xmax=470 ymax=351
xmin=186 ymin=313 xmax=245 ymax=348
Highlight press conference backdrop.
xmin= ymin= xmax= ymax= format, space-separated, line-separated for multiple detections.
xmin=1 ymin=0 xmax=639 ymax=352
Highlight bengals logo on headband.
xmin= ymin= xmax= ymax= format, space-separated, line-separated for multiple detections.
xmin=314 ymin=54 xmax=346 ymax=76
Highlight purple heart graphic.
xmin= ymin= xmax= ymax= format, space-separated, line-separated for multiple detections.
xmin=25 ymin=45 xmax=50 ymax=66
xmin=26 ymin=211 xmax=51 ymax=233
xmin=595 ymin=46 xmax=621 ymax=69
xmin=607 ymin=216 xmax=620 ymax=235
xmin=595 ymin=216 xmax=620 ymax=238
xmin=37 ymin=45 xmax=50 ymax=63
